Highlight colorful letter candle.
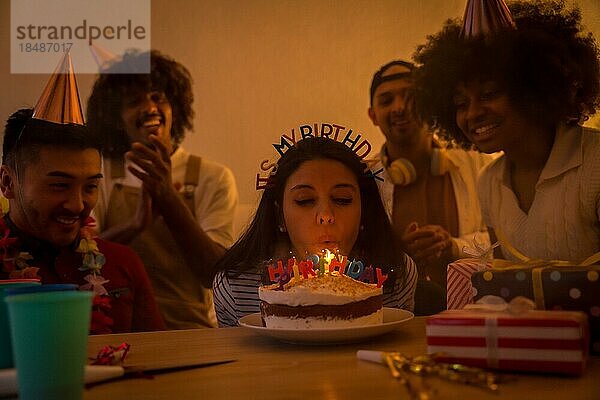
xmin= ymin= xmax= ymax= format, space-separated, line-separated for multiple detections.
xmin=308 ymin=254 xmax=319 ymax=266
xmin=376 ymin=268 xmax=388 ymax=288
xmin=359 ymin=266 xmax=374 ymax=283
xmin=346 ymin=260 xmax=364 ymax=279
xmin=263 ymin=252 xmax=388 ymax=287
xmin=298 ymin=260 xmax=316 ymax=279
xmin=328 ymin=257 xmax=347 ymax=274
xmin=277 ymin=270 xmax=291 ymax=290
xmin=267 ymin=260 xmax=285 ymax=282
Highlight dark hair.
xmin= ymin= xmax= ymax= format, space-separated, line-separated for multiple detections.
xmin=413 ymin=0 xmax=600 ymax=147
xmin=370 ymin=60 xmax=415 ymax=106
xmin=3 ymin=108 xmax=102 ymax=168
xmin=86 ymin=49 xmax=194 ymax=157
xmin=213 ymin=136 xmax=407 ymax=291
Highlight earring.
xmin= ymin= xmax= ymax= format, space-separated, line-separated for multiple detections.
xmin=279 ymin=225 xmax=286 ymax=232
xmin=360 ymin=224 xmax=364 ymax=231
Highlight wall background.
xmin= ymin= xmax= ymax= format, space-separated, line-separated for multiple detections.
xmin=1 ymin=0 xmax=599 ymax=237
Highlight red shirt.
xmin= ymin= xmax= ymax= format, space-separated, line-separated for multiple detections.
xmin=1 ymin=232 xmax=165 ymax=333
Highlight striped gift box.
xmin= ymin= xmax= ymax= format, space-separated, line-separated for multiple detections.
xmin=426 ymin=309 xmax=589 ymax=375
xmin=471 ymin=264 xmax=600 ymax=354
xmin=446 ymin=258 xmax=491 ymax=310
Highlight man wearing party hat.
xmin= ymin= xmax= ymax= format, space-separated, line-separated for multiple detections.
xmin=87 ymin=50 xmax=238 ymax=329
xmin=0 ymin=53 xmax=165 ymax=334
xmin=368 ymin=60 xmax=494 ymax=314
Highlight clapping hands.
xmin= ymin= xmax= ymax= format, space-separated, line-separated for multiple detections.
xmin=401 ymin=222 xmax=455 ymax=281
xmin=125 ymin=134 xmax=176 ymax=213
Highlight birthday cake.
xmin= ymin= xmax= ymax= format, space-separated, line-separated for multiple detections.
xmin=258 ymin=272 xmax=383 ymax=329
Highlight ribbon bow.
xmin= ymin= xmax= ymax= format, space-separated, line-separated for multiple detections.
xmin=464 ymin=295 xmax=536 ymax=315
xmin=463 ymin=237 xmax=498 ymax=259
xmin=462 ymin=236 xmax=499 ymax=270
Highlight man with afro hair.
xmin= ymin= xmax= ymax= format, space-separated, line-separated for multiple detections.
xmin=87 ymin=50 xmax=238 ymax=329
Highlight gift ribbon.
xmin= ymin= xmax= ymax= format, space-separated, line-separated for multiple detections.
xmin=464 ymin=296 xmax=536 ymax=368
xmin=462 ymin=236 xmax=499 ymax=268
xmin=494 ymin=230 xmax=600 ymax=309
xmin=485 ymin=317 xmax=499 ymax=369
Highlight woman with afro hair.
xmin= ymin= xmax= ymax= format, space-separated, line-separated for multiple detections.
xmin=412 ymin=0 xmax=600 ymax=262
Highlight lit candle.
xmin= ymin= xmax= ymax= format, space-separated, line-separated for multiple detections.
xmin=324 ymin=249 xmax=334 ymax=269
xmin=318 ymin=255 xmax=326 ymax=276
xmin=288 ymin=256 xmax=299 ymax=278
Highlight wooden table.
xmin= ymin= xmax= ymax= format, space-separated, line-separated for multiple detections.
xmin=85 ymin=317 xmax=599 ymax=400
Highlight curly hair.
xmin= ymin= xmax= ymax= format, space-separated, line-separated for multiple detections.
xmin=86 ymin=50 xmax=194 ymax=157
xmin=413 ymin=0 xmax=600 ymax=147
xmin=212 ymin=136 xmax=408 ymax=292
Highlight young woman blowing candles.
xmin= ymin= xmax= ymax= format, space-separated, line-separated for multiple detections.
xmin=212 ymin=136 xmax=417 ymax=327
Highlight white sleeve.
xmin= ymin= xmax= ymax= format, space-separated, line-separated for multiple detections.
xmin=195 ymin=162 xmax=239 ymax=249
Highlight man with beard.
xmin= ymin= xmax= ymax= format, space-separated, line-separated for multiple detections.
xmin=368 ymin=60 xmax=493 ymax=313
xmin=87 ymin=50 xmax=238 ymax=329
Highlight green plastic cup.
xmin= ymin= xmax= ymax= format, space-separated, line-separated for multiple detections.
xmin=6 ymin=290 xmax=92 ymax=400
xmin=0 ymin=279 xmax=41 ymax=368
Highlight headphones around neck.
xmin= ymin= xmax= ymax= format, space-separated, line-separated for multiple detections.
xmin=381 ymin=146 xmax=451 ymax=186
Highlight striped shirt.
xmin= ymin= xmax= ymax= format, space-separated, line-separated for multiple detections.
xmin=212 ymin=254 xmax=418 ymax=327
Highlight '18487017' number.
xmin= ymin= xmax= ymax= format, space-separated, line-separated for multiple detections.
xmin=19 ymin=42 xmax=73 ymax=52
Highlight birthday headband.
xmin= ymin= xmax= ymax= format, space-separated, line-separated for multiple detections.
xmin=255 ymin=122 xmax=384 ymax=190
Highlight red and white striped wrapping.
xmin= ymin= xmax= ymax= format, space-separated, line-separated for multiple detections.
xmin=426 ymin=310 xmax=589 ymax=375
xmin=446 ymin=258 xmax=491 ymax=310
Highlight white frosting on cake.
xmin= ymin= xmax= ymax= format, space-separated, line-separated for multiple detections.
xmin=262 ymin=309 xmax=383 ymax=329
xmin=258 ymin=272 xmax=381 ymax=306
